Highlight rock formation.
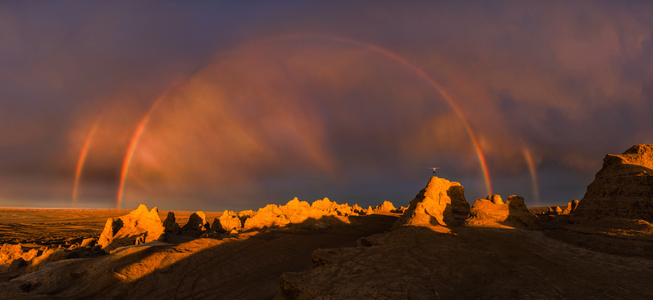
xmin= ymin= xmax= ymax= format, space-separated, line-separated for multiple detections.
xmin=561 ymin=200 xmax=579 ymax=215
xmin=372 ymin=201 xmax=396 ymax=214
xmin=575 ymin=144 xmax=653 ymax=221
xmin=163 ymin=211 xmax=181 ymax=234
xmin=548 ymin=206 xmax=562 ymax=215
xmin=214 ymin=210 xmax=243 ymax=232
xmin=393 ymin=176 xmax=470 ymax=228
xmin=487 ymin=194 xmax=503 ymax=204
xmin=182 ymin=211 xmax=211 ymax=234
xmin=0 ymin=244 xmax=38 ymax=272
xmin=243 ymin=204 xmax=291 ymax=230
xmin=465 ymin=195 xmax=539 ymax=228
xmin=98 ymin=204 xmax=165 ymax=252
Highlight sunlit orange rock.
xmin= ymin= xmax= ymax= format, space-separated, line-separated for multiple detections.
xmin=214 ymin=210 xmax=243 ymax=232
xmin=311 ymin=198 xmax=337 ymax=212
xmin=98 ymin=204 xmax=165 ymax=252
xmin=561 ymin=200 xmax=579 ymax=215
xmin=548 ymin=206 xmax=562 ymax=215
xmin=372 ymin=201 xmax=396 ymax=214
xmin=575 ymin=144 xmax=653 ymax=221
xmin=465 ymin=195 xmax=539 ymax=228
xmin=487 ymin=194 xmax=503 ymax=204
xmin=243 ymin=204 xmax=290 ymax=230
xmin=352 ymin=204 xmax=367 ymax=215
xmin=393 ymin=176 xmax=470 ymax=228
xmin=0 ymin=244 xmax=38 ymax=272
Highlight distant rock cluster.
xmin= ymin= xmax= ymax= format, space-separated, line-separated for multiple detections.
xmin=96 ymin=197 xmax=408 ymax=252
xmin=466 ymin=194 xmax=539 ymax=228
xmin=95 ymin=176 xmax=546 ymax=253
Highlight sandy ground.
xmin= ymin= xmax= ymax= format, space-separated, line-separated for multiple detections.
xmin=0 ymin=209 xmax=652 ymax=299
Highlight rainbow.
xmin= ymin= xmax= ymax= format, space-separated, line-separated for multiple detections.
xmin=270 ymin=34 xmax=492 ymax=195
xmin=116 ymin=100 xmax=162 ymax=209
xmin=72 ymin=117 xmax=101 ymax=206
xmin=115 ymin=35 xmax=494 ymax=207
xmin=522 ymin=147 xmax=539 ymax=206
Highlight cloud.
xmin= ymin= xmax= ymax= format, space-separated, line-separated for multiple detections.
xmin=2 ymin=1 xmax=653 ymax=209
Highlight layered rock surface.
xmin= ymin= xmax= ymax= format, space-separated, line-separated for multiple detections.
xmin=393 ymin=176 xmax=470 ymax=228
xmin=575 ymin=144 xmax=653 ymax=221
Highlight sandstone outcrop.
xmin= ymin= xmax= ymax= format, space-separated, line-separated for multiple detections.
xmin=163 ymin=211 xmax=181 ymax=234
xmin=575 ymin=144 xmax=653 ymax=221
xmin=548 ymin=206 xmax=562 ymax=215
xmin=244 ymin=204 xmax=291 ymax=230
xmin=465 ymin=195 xmax=539 ymax=228
xmin=372 ymin=201 xmax=396 ymax=214
xmin=561 ymin=200 xmax=579 ymax=215
xmin=0 ymin=244 xmax=38 ymax=272
xmin=98 ymin=204 xmax=165 ymax=252
xmin=214 ymin=210 xmax=243 ymax=232
xmin=393 ymin=176 xmax=470 ymax=228
xmin=182 ymin=211 xmax=211 ymax=234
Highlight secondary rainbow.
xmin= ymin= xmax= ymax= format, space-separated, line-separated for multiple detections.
xmin=72 ymin=117 xmax=101 ymax=206
xmin=522 ymin=147 xmax=539 ymax=206
xmin=116 ymin=100 xmax=162 ymax=209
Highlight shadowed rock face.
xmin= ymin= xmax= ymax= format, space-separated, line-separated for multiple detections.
xmin=575 ymin=144 xmax=653 ymax=221
xmin=466 ymin=195 xmax=539 ymax=229
xmin=393 ymin=176 xmax=470 ymax=228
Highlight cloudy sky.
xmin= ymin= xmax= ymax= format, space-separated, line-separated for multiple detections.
xmin=1 ymin=1 xmax=652 ymax=211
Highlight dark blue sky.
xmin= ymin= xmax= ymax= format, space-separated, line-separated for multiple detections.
xmin=1 ymin=1 xmax=652 ymax=211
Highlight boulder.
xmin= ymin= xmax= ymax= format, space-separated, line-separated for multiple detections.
xmin=466 ymin=195 xmax=539 ymax=228
xmin=98 ymin=204 xmax=165 ymax=252
xmin=393 ymin=176 xmax=470 ymax=228
xmin=575 ymin=144 xmax=653 ymax=222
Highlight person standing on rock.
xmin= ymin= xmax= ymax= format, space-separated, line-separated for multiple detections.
xmin=432 ymin=167 xmax=439 ymax=176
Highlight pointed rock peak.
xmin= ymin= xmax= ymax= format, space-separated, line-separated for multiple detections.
xmin=394 ymin=176 xmax=470 ymax=228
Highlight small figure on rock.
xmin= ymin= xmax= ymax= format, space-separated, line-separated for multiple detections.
xmin=431 ymin=167 xmax=439 ymax=176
